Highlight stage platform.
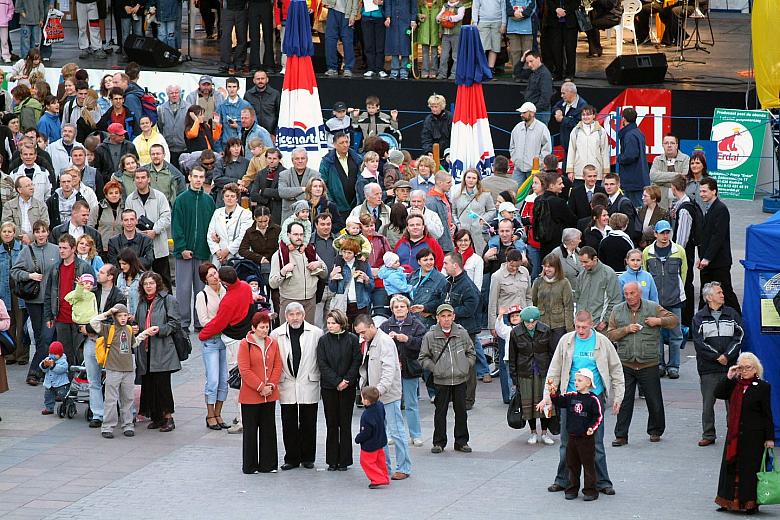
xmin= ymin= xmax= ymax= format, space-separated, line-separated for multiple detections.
xmin=26 ymin=10 xmax=757 ymax=152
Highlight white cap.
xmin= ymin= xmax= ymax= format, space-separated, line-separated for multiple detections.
xmin=516 ymin=102 xmax=537 ymax=114
xmin=498 ymin=201 xmax=516 ymax=214
xmin=576 ymin=368 xmax=595 ymax=385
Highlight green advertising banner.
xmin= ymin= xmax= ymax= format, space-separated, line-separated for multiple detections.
xmin=710 ymin=108 xmax=773 ymax=200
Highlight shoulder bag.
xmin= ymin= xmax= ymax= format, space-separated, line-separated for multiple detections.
xmin=758 ymin=448 xmax=780 ymax=505
xmin=162 ymin=295 xmax=192 ymax=361
xmin=14 ymin=245 xmax=41 ymax=300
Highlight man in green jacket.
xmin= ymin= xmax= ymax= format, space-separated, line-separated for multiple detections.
xmin=575 ymin=246 xmax=622 ymax=332
xmin=606 ymin=282 xmax=678 ymax=447
xmin=171 ymin=166 xmax=216 ymax=331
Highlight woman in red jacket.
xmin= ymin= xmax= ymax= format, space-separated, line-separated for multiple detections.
xmin=238 ymin=312 xmax=282 ymax=474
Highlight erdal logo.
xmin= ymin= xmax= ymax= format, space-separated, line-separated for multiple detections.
xmin=711 ymin=122 xmax=752 ymax=169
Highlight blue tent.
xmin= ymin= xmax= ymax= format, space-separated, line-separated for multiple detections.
xmin=742 ymin=210 xmax=780 ymax=438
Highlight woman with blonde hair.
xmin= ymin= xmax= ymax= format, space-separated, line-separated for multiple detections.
xmin=304 ymin=177 xmax=341 ymax=229
xmin=76 ymin=91 xmax=100 ymax=143
xmin=450 ymin=168 xmax=494 ymax=253
xmin=420 ymin=94 xmax=452 ymax=155
xmin=356 ymin=151 xmax=381 ymax=205
xmin=90 ymin=180 xmax=125 ymax=258
xmin=0 ymin=221 xmax=24 ymax=365
xmin=76 ymin=234 xmax=105 ymax=272
xmin=411 ymin=155 xmax=437 ymax=187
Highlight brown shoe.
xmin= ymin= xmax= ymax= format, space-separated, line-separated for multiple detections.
xmin=698 ymin=438 xmax=715 ymax=447
xmin=482 ymin=375 xmax=492 ymax=383
xmin=391 ymin=472 xmax=409 ymax=480
xmin=649 ymin=435 xmax=661 ymax=442
xmin=611 ymin=437 xmax=628 ymax=447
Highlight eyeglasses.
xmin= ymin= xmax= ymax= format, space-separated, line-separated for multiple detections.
xmin=201 ymin=161 xmax=215 ymax=166
xmin=737 ymin=365 xmax=755 ymax=371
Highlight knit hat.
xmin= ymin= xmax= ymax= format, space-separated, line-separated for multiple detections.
xmin=387 ymin=149 xmax=405 ymax=167
xmin=49 ymin=341 xmax=64 ymax=357
xmin=245 ymin=275 xmax=260 ymax=285
xmin=345 ymin=215 xmax=361 ymax=226
xmin=80 ymin=273 xmax=95 ymax=285
xmin=112 ymin=303 xmax=130 ymax=316
xmin=576 ymin=368 xmax=594 ymax=385
xmin=292 ymin=200 xmax=310 ymax=215
xmin=498 ymin=202 xmax=517 ymax=215
xmin=520 ymin=306 xmax=541 ymax=323
xmin=383 ymin=252 xmax=400 ymax=268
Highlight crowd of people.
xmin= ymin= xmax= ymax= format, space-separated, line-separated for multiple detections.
xmin=0 ymin=56 xmax=770 ymax=513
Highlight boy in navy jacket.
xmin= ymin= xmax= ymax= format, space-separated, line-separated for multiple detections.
xmin=547 ymin=368 xmax=603 ymax=501
xmin=354 ymin=386 xmax=389 ymax=488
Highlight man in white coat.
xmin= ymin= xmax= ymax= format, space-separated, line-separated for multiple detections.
xmin=271 ymin=302 xmax=324 ymax=471
xmin=353 ymin=314 xmax=412 ymax=480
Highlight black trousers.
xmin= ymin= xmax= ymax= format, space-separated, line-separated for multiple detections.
xmin=199 ymin=0 xmax=221 ymax=37
xmin=699 ymin=265 xmax=741 ymax=315
xmin=241 ymin=402 xmax=278 ymax=473
xmin=548 ymin=24 xmax=578 ymax=78
xmin=280 ymin=403 xmax=318 ymax=465
xmin=614 ymin=365 xmax=665 ymax=439
xmin=248 ymin=0 xmax=275 ymax=69
xmin=465 ymin=333 xmax=477 ymax=407
xmin=566 ymin=434 xmax=597 ymax=497
xmin=433 ymin=382 xmax=469 ymax=448
xmin=682 ymin=247 xmax=695 ymax=327
xmin=152 ymin=256 xmax=172 ymax=292
xmin=362 ymin=17 xmax=386 ymax=73
xmin=139 ymin=371 xmax=175 ymax=423
xmin=321 ymin=387 xmax=355 ymax=467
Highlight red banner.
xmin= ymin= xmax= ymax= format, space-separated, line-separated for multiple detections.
xmin=597 ymin=88 xmax=672 ymax=165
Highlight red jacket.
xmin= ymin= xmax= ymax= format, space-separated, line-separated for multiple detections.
xmin=198 ymin=280 xmax=253 ymax=341
xmin=237 ymin=333 xmax=282 ymax=404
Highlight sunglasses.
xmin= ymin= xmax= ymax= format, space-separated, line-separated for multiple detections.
xmin=201 ymin=161 xmax=215 ymax=166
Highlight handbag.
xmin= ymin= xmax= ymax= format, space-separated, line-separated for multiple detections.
xmin=329 ymin=293 xmax=348 ymax=313
xmin=162 ymin=296 xmax=192 ymax=361
xmin=575 ymin=9 xmax=593 ymax=32
xmin=14 ymin=245 xmax=40 ymax=300
xmin=507 ymin=391 xmax=526 ymax=429
xmin=0 ymin=330 xmax=15 ymax=357
xmin=228 ymin=366 xmax=242 ymax=390
xmin=136 ymin=214 xmax=155 ymax=232
xmin=758 ymin=448 xmax=780 ymax=505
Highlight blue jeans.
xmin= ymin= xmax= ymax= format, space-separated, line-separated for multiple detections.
xmin=120 ymin=18 xmax=143 ymax=41
xmin=401 ymin=377 xmax=422 ymax=439
xmin=512 ymin=170 xmax=530 ymax=185
xmin=384 ymin=399 xmax=412 ymax=474
xmin=390 ymin=55 xmax=409 ymax=76
xmin=20 ymin=25 xmax=41 ymax=61
xmin=371 ymin=287 xmax=389 ymax=318
xmin=537 ymin=112 xmax=551 ymax=125
xmin=555 ymin=392 xmax=612 ymax=490
xmin=83 ymin=338 xmax=104 ymax=420
xmin=158 ymin=20 xmax=178 ymax=49
xmin=660 ymin=305 xmax=683 ymax=370
xmin=624 ymin=190 xmax=644 ymax=208
xmin=44 ymin=384 xmax=69 ymax=412
xmin=27 ymin=302 xmax=56 ymax=380
xmin=325 ymin=9 xmax=354 ymax=71
xmin=202 ymin=337 xmax=228 ymax=404
xmin=526 ymin=244 xmax=541 ymax=279
xmin=496 ymin=338 xmax=512 ymax=403
xmin=474 ymin=340 xmax=489 ymax=378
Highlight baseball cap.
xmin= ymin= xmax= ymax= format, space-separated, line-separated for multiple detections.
xmin=516 ymin=101 xmax=537 ymax=113
xmin=107 ymin=122 xmax=126 ymax=135
xmin=199 ymin=75 xmax=213 ymax=85
xmin=436 ymin=303 xmax=454 ymax=315
xmin=333 ymin=101 xmax=347 ymax=112
xmin=498 ymin=201 xmax=516 ymax=214
xmin=654 ymin=220 xmax=672 ymax=233
xmin=576 ymin=368 xmax=595 ymax=385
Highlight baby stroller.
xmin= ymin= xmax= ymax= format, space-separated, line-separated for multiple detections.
xmin=58 ymin=365 xmax=105 ymax=421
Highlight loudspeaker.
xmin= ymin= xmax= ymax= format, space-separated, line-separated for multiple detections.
xmin=123 ymin=35 xmax=180 ymax=68
xmin=605 ymin=53 xmax=668 ymax=85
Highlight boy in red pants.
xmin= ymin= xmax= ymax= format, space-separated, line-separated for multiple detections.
xmin=355 ymin=386 xmax=389 ymax=489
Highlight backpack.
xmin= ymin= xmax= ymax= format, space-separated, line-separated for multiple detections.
xmin=140 ymin=90 xmax=159 ymax=125
xmin=676 ymin=200 xmax=704 ymax=247
xmin=617 ymin=197 xmax=642 ymax=240
xmin=95 ymin=324 xmax=132 ymax=367
xmin=532 ymin=196 xmax=557 ymax=243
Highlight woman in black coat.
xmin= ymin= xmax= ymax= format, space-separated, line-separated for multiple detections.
xmin=380 ymin=294 xmax=428 ymax=446
xmin=316 ymin=309 xmax=362 ymax=471
xmin=714 ymin=353 xmax=775 ymax=514
xmin=508 ymin=306 xmax=556 ymax=445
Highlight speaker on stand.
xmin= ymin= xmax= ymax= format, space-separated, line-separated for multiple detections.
xmin=605 ymin=53 xmax=668 ymax=85
xmin=123 ymin=35 xmax=181 ymax=68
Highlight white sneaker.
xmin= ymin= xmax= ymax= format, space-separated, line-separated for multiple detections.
xmin=363 ymin=70 xmax=374 ymax=77
xmin=378 ymin=71 xmax=388 ymax=78
xmin=412 ymin=438 xmax=423 ymax=447
xmin=280 ymin=67 xmax=286 ymax=74
xmin=541 ymin=433 xmax=555 ymax=445
xmin=228 ymin=423 xmax=243 ymax=434
xmin=527 ymin=434 xmax=538 ymax=445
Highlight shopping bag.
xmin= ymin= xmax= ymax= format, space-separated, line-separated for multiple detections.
xmin=757 ymin=447 xmax=780 ymax=505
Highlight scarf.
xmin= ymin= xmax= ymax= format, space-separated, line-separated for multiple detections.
xmin=144 ymin=295 xmax=156 ymax=351
xmin=726 ymin=377 xmax=756 ymax=463
xmin=461 ymin=245 xmax=475 ymax=265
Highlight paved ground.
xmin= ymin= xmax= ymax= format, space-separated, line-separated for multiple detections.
xmin=0 ymin=198 xmax=776 ymax=520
